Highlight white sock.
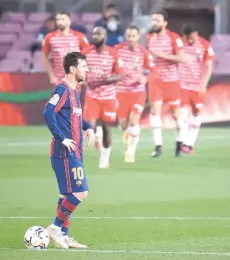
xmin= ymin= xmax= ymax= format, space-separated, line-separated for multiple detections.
xmin=51 ymin=224 xmax=61 ymax=230
xmin=100 ymin=146 xmax=111 ymax=164
xmin=127 ymin=125 xmax=140 ymax=156
xmin=187 ymin=116 xmax=201 ymax=147
xmin=149 ymin=114 xmax=162 ymax=146
xmin=95 ymin=126 xmax=103 ymax=140
xmin=176 ymin=109 xmax=189 ymax=143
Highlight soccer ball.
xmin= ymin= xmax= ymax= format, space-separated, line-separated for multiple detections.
xmin=24 ymin=226 xmax=50 ymax=250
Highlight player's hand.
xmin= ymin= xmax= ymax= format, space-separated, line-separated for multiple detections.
xmin=49 ymin=75 xmax=58 ymax=85
xmin=62 ymin=139 xmax=76 ymax=152
xmin=84 ymin=129 xmax=95 ymax=148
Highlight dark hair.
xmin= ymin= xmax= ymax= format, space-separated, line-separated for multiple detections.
xmin=153 ymin=9 xmax=169 ymax=21
xmin=127 ymin=25 xmax=140 ymax=33
xmin=56 ymin=12 xmax=71 ymax=18
xmin=63 ymin=52 xmax=86 ymax=73
xmin=106 ymin=3 xmax=117 ymax=10
xmin=182 ymin=23 xmax=198 ymax=36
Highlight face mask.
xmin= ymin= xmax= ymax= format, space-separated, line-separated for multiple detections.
xmin=107 ymin=21 xmax=118 ymax=31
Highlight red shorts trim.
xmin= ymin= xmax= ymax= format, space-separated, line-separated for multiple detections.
xmin=181 ymin=89 xmax=204 ymax=113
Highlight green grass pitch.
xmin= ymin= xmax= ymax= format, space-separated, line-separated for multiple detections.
xmin=0 ymin=126 xmax=230 ymax=260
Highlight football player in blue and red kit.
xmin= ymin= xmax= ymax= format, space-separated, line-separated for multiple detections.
xmin=43 ymin=52 xmax=95 ymax=249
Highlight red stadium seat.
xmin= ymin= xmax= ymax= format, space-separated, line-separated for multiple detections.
xmin=28 ymin=12 xmax=51 ymax=23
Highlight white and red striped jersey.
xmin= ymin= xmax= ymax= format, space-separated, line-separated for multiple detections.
xmin=42 ymin=29 xmax=89 ymax=80
xmin=179 ymin=36 xmax=214 ymax=92
xmin=82 ymin=45 xmax=122 ymax=100
xmin=146 ymin=30 xmax=183 ymax=82
xmin=115 ymin=42 xmax=155 ymax=92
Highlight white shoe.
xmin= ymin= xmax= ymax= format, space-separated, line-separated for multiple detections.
xmin=99 ymin=161 xmax=110 ymax=169
xmin=124 ymin=152 xmax=135 ymax=163
xmin=46 ymin=225 xmax=68 ymax=249
xmin=63 ymin=235 xmax=87 ymax=249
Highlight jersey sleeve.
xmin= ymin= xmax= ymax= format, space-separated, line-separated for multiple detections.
xmin=204 ymin=42 xmax=215 ymax=62
xmin=143 ymin=49 xmax=155 ymax=70
xmin=171 ymin=33 xmax=183 ymax=54
xmin=43 ymin=85 xmax=68 ymax=141
xmin=78 ymin=33 xmax=89 ymax=50
xmin=112 ymin=49 xmax=124 ymax=74
xmin=42 ymin=34 xmax=51 ymax=55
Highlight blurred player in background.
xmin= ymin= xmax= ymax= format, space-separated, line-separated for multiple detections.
xmin=180 ymin=23 xmax=214 ymax=153
xmin=147 ymin=10 xmax=187 ymax=157
xmin=115 ymin=25 xmax=155 ymax=163
xmin=42 ymin=12 xmax=89 ymax=85
xmin=83 ymin=27 xmax=123 ymax=169
xmin=43 ymin=52 xmax=95 ymax=248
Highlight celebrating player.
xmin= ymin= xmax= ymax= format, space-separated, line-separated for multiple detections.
xmin=147 ymin=10 xmax=187 ymax=157
xmin=82 ymin=26 xmax=123 ymax=169
xmin=180 ymin=23 xmax=214 ymax=153
xmin=115 ymin=25 xmax=155 ymax=162
xmin=43 ymin=52 xmax=95 ymax=249
xmin=42 ymin=12 xmax=89 ymax=85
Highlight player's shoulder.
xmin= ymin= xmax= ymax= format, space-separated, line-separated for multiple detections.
xmin=198 ymin=36 xmax=210 ymax=47
xmin=82 ymin=45 xmax=94 ymax=55
xmin=72 ymin=29 xmax=86 ymax=38
xmin=105 ymin=45 xmax=117 ymax=56
xmin=114 ymin=42 xmax=126 ymax=50
xmin=167 ymin=30 xmax=180 ymax=39
xmin=54 ymin=81 xmax=69 ymax=93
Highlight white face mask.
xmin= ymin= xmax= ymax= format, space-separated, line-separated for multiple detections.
xmin=107 ymin=21 xmax=118 ymax=31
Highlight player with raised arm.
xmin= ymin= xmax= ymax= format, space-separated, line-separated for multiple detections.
xmin=42 ymin=12 xmax=88 ymax=85
xmin=82 ymin=26 xmax=123 ymax=169
xmin=147 ymin=10 xmax=187 ymax=157
xmin=179 ymin=23 xmax=214 ymax=153
xmin=43 ymin=52 xmax=95 ymax=249
xmin=115 ymin=25 xmax=155 ymax=162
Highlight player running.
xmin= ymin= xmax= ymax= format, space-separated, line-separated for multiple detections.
xmin=43 ymin=52 xmax=95 ymax=249
xmin=82 ymin=26 xmax=123 ymax=169
xmin=179 ymin=23 xmax=214 ymax=153
xmin=147 ymin=10 xmax=187 ymax=157
xmin=42 ymin=12 xmax=89 ymax=85
xmin=115 ymin=25 xmax=155 ymax=163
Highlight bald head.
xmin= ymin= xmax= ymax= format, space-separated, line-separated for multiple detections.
xmin=92 ymin=26 xmax=107 ymax=48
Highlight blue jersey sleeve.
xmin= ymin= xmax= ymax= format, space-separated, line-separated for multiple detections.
xmin=83 ymin=119 xmax=93 ymax=131
xmin=43 ymin=85 xmax=68 ymax=142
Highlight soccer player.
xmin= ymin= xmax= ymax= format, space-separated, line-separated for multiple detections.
xmin=43 ymin=52 xmax=95 ymax=249
xmin=115 ymin=25 xmax=155 ymax=162
xmin=82 ymin=26 xmax=123 ymax=169
xmin=42 ymin=12 xmax=89 ymax=85
xmin=179 ymin=23 xmax=214 ymax=153
xmin=147 ymin=10 xmax=186 ymax=157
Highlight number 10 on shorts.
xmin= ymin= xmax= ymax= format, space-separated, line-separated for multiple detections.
xmin=72 ymin=167 xmax=84 ymax=182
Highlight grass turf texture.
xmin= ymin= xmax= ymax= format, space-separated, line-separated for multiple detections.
xmin=0 ymin=126 xmax=229 ymax=260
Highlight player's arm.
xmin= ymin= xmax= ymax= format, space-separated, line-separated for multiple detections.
xmin=200 ymin=45 xmax=214 ymax=93
xmin=43 ymin=86 xmax=67 ymax=142
xmin=105 ymin=53 xmax=124 ymax=83
xmin=83 ymin=119 xmax=95 ymax=148
xmin=42 ymin=35 xmax=58 ymax=85
xmin=151 ymin=35 xmax=185 ymax=63
xmin=79 ymin=33 xmax=89 ymax=50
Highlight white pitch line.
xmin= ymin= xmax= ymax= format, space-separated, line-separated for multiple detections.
xmin=0 ymin=248 xmax=230 ymax=257
xmin=1 ymin=216 xmax=230 ymax=220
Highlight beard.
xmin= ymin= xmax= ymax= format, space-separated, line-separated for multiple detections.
xmin=93 ymin=39 xmax=105 ymax=48
xmin=151 ymin=26 xmax=163 ymax=34
xmin=57 ymin=25 xmax=66 ymax=31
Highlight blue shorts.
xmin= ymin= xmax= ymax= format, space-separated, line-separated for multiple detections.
xmin=51 ymin=154 xmax=88 ymax=195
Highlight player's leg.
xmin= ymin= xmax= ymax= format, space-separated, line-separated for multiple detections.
xmin=99 ymin=100 xmax=117 ymax=168
xmin=47 ymin=158 xmax=88 ymax=248
xmin=117 ymin=92 xmax=130 ymax=144
xmin=148 ymin=76 xmax=163 ymax=157
xmin=125 ymin=92 xmax=145 ymax=162
xmin=183 ymin=91 xmax=204 ymax=153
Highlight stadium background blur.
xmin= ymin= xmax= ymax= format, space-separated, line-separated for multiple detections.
xmin=0 ymin=1 xmax=230 ymax=260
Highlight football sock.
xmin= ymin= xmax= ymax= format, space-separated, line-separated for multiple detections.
xmin=187 ymin=116 xmax=201 ymax=147
xmin=53 ymin=194 xmax=81 ymax=228
xmin=100 ymin=146 xmax=111 ymax=165
xmin=127 ymin=125 xmax=140 ymax=156
xmin=56 ymin=196 xmax=70 ymax=235
xmin=149 ymin=114 xmax=162 ymax=146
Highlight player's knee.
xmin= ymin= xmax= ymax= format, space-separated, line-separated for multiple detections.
xmin=119 ymin=119 xmax=128 ymax=131
xmin=150 ymin=102 xmax=162 ymax=115
xmin=72 ymin=191 xmax=88 ymax=201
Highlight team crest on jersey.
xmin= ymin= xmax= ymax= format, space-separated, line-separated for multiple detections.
xmin=49 ymin=94 xmax=60 ymax=105
xmin=73 ymin=107 xmax=82 ymax=116
xmin=208 ymin=47 xmax=214 ymax=56
xmin=117 ymin=58 xmax=123 ymax=67
xmin=176 ymin=38 xmax=183 ymax=48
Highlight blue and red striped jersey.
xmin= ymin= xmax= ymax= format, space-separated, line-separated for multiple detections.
xmin=43 ymin=80 xmax=92 ymax=161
